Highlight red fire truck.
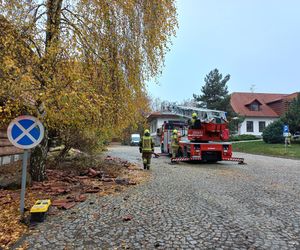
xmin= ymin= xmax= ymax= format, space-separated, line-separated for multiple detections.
xmin=159 ymin=120 xmax=188 ymax=154
xmin=157 ymin=106 xmax=244 ymax=164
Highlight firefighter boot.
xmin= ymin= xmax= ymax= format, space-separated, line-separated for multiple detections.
xmin=143 ymin=159 xmax=147 ymax=169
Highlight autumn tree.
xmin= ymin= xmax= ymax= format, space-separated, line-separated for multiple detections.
xmin=0 ymin=0 xmax=177 ymax=181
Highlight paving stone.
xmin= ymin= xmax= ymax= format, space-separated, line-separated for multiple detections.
xmin=20 ymin=147 xmax=300 ymax=249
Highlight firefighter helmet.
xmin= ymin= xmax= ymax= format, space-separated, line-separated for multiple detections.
xmin=192 ymin=112 xmax=197 ymax=118
xmin=173 ymin=129 xmax=178 ymax=135
xmin=144 ymin=129 xmax=150 ymax=135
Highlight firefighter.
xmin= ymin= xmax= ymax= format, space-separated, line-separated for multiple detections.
xmin=189 ymin=112 xmax=198 ymax=128
xmin=139 ymin=129 xmax=154 ymax=170
xmin=171 ymin=129 xmax=180 ymax=159
xmin=192 ymin=112 xmax=198 ymax=125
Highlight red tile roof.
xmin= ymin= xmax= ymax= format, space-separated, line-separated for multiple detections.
xmin=265 ymin=92 xmax=298 ymax=104
xmin=245 ymin=98 xmax=263 ymax=106
xmin=231 ymin=92 xmax=289 ymax=117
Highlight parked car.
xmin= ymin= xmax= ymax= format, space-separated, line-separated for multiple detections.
xmin=293 ymin=131 xmax=300 ymax=140
xmin=130 ymin=134 xmax=140 ymax=146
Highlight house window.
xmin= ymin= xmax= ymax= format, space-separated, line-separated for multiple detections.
xmin=151 ymin=121 xmax=156 ymax=133
xmin=247 ymin=121 xmax=254 ymax=132
xmin=259 ymin=121 xmax=266 ymax=132
xmin=250 ymin=102 xmax=259 ymax=111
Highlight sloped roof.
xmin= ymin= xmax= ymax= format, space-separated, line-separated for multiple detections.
xmin=147 ymin=112 xmax=184 ymax=122
xmin=265 ymin=92 xmax=298 ymax=104
xmin=285 ymin=92 xmax=299 ymax=99
xmin=231 ymin=92 xmax=287 ymax=117
xmin=245 ymin=98 xmax=263 ymax=106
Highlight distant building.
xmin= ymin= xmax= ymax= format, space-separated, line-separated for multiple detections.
xmin=147 ymin=112 xmax=186 ymax=146
xmin=231 ymin=92 xmax=299 ymax=136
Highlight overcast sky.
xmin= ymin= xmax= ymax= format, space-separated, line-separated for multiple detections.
xmin=147 ymin=0 xmax=300 ymax=102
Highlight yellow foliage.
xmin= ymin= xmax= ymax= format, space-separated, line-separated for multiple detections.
xmin=0 ymin=0 xmax=177 ymax=142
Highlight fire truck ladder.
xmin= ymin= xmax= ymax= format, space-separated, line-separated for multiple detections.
xmin=166 ymin=105 xmax=227 ymax=121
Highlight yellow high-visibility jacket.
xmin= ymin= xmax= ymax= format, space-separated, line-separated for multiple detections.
xmin=171 ymin=134 xmax=179 ymax=148
xmin=139 ymin=136 xmax=154 ymax=153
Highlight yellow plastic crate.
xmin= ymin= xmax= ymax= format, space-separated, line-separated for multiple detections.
xmin=30 ymin=199 xmax=51 ymax=213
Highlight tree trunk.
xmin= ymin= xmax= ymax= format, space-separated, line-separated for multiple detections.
xmin=29 ymin=0 xmax=63 ymax=182
xmin=30 ymin=128 xmax=48 ymax=182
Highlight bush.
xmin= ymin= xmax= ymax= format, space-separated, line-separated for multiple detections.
xmin=262 ymin=119 xmax=284 ymax=144
xmin=229 ymin=134 xmax=258 ymax=141
xmin=54 ymin=128 xmax=108 ymax=162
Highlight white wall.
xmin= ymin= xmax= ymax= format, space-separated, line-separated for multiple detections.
xmin=149 ymin=118 xmax=165 ymax=146
xmin=239 ymin=117 xmax=278 ymax=136
xmin=149 ymin=117 xmax=186 ymax=146
xmin=150 ymin=117 xmax=186 ymax=135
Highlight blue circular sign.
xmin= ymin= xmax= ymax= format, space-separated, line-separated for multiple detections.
xmin=7 ymin=116 xmax=44 ymax=149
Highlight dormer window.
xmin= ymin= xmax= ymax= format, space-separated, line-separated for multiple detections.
xmin=250 ymin=102 xmax=259 ymax=111
xmin=245 ymin=99 xmax=262 ymax=111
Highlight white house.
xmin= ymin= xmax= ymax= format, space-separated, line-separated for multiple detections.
xmin=230 ymin=92 xmax=298 ymax=136
xmin=147 ymin=112 xmax=186 ymax=146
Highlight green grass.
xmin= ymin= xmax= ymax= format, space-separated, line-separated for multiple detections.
xmin=229 ymin=134 xmax=258 ymax=141
xmin=232 ymin=140 xmax=300 ymax=159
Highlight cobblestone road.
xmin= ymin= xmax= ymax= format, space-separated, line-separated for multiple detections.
xmin=21 ymin=146 xmax=300 ymax=249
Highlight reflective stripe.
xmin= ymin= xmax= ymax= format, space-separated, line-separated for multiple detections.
xmin=142 ymin=136 xmax=152 ymax=152
xmin=171 ymin=156 xmax=202 ymax=162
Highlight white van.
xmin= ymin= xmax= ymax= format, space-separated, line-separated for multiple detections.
xmin=130 ymin=134 xmax=140 ymax=146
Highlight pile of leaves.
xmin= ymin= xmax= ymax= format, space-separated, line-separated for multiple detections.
xmin=0 ymin=155 xmax=148 ymax=249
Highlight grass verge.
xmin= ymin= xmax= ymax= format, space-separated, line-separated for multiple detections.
xmin=232 ymin=140 xmax=300 ymax=159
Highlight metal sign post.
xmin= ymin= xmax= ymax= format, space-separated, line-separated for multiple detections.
xmin=283 ymin=125 xmax=289 ymax=154
xmin=7 ymin=115 xmax=44 ymax=219
xmin=285 ymin=138 xmax=287 ymax=153
xmin=20 ymin=150 xmax=29 ymax=216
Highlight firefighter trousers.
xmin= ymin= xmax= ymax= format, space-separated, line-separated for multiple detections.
xmin=142 ymin=152 xmax=152 ymax=169
xmin=171 ymin=146 xmax=179 ymax=158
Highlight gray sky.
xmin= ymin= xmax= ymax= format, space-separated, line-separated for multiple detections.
xmin=147 ymin=0 xmax=300 ymax=102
